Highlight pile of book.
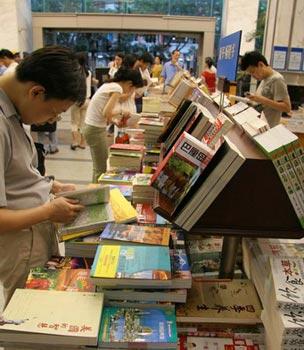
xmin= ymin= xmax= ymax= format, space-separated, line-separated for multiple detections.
xmin=168 ymin=77 xmax=196 ymax=108
xmin=132 ymin=173 xmax=156 ymax=204
xmin=138 ymin=115 xmax=166 ymax=145
xmin=242 ymin=237 xmax=304 ymax=350
xmin=108 ymin=143 xmax=145 ymax=172
xmin=254 ymin=125 xmax=304 ymax=229
xmin=176 ymin=279 xmax=265 ymax=349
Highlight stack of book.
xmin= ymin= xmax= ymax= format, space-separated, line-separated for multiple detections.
xmin=242 ymin=237 xmax=304 ymax=350
xmin=168 ymin=78 xmax=196 ymax=108
xmin=262 ymin=256 xmax=304 ymax=349
xmin=132 ymin=173 xmax=156 ymax=204
xmin=124 ymin=127 xmax=145 ymax=145
xmin=108 ymin=143 xmax=145 ymax=172
xmin=0 ymin=289 xmax=104 ymax=347
xmin=138 ymin=115 xmax=166 ymax=145
xmin=254 ymin=124 xmax=304 ymax=229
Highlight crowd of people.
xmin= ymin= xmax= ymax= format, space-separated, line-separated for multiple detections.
xmin=0 ymin=45 xmax=291 ymax=307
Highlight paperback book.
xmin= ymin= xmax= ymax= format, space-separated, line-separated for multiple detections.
xmin=100 ymin=223 xmax=171 ymax=246
xmin=90 ymin=245 xmax=172 ymax=287
xmin=98 ymin=306 xmax=178 ymax=349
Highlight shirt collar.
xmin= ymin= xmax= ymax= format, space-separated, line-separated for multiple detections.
xmin=0 ymin=88 xmax=19 ymax=119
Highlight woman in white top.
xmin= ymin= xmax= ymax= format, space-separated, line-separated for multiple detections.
xmin=84 ymin=68 xmax=143 ymax=182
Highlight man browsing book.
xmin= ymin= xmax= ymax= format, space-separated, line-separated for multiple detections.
xmin=0 ymin=46 xmax=86 ymax=306
xmin=240 ymin=51 xmax=291 ymax=128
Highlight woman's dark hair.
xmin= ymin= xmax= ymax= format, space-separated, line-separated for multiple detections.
xmin=115 ymin=52 xmax=124 ymax=59
xmin=138 ymin=52 xmax=154 ymax=65
xmin=112 ymin=68 xmax=144 ymax=88
xmin=76 ymin=51 xmax=89 ymax=77
xmin=121 ymin=54 xmax=138 ymax=69
xmin=240 ymin=51 xmax=269 ymax=71
xmin=0 ymin=49 xmax=14 ymax=59
xmin=205 ymin=57 xmax=213 ymax=69
xmin=16 ymin=46 xmax=86 ymax=105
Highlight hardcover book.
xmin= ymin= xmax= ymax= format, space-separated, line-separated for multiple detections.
xmin=100 ymin=223 xmax=171 ymax=246
xmin=98 ymin=172 xmax=135 ymax=185
xmin=98 ymin=306 xmax=177 ymax=349
xmin=90 ymin=245 xmax=172 ymax=287
xmin=0 ymin=289 xmax=104 ymax=346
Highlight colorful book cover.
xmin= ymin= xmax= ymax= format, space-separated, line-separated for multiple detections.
xmin=100 ymin=223 xmax=171 ymax=246
xmin=25 ymin=256 xmax=95 ymax=292
xmin=91 ymin=245 xmax=171 ymax=282
xmin=151 ymin=132 xmax=214 ymax=206
xmin=59 ymin=202 xmax=114 ymax=235
xmin=136 ymin=203 xmax=157 ymax=224
xmin=171 ymin=248 xmax=192 ymax=288
xmin=98 ymin=172 xmax=135 ymax=185
xmin=109 ymin=188 xmax=137 ymax=224
xmin=98 ymin=306 xmax=177 ymax=346
xmin=0 ymin=289 xmax=103 ymax=346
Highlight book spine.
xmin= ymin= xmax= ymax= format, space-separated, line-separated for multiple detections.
xmin=291 ymin=141 xmax=304 ymax=186
xmin=271 ymin=147 xmax=304 ymax=228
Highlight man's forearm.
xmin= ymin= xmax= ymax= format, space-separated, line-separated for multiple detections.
xmin=0 ymin=205 xmax=51 ymax=234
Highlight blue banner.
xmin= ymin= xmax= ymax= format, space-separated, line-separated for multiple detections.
xmin=217 ymin=31 xmax=242 ymax=82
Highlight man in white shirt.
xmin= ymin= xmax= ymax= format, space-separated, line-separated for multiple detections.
xmin=0 ymin=49 xmax=18 ymax=75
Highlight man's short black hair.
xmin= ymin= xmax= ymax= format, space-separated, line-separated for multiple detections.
xmin=240 ymin=51 xmax=269 ymax=71
xmin=139 ymin=52 xmax=154 ymax=65
xmin=171 ymin=49 xmax=180 ymax=55
xmin=0 ymin=49 xmax=14 ymax=59
xmin=122 ymin=54 xmax=138 ymax=69
xmin=16 ymin=46 xmax=86 ymax=105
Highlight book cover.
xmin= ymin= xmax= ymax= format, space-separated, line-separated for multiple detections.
xmin=91 ymin=245 xmax=171 ymax=286
xmin=0 ymin=289 xmax=104 ymax=346
xmin=59 ymin=202 xmax=114 ymax=236
xmin=56 ymin=186 xmax=110 ymax=206
xmin=136 ymin=203 xmax=157 ymax=224
xmin=179 ymin=336 xmax=261 ymax=350
xmin=270 ymin=256 xmax=304 ymax=312
xmin=98 ymin=306 xmax=177 ymax=347
xmin=25 ymin=256 xmax=95 ymax=292
xmin=176 ymin=280 xmax=262 ymax=324
xmin=151 ymin=132 xmax=214 ymax=206
xmin=100 ymin=223 xmax=171 ymax=246
xmin=110 ymin=143 xmax=145 ymax=153
xmin=98 ymin=172 xmax=135 ymax=185
xmin=109 ymin=188 xmax=137 ymax=224
xmin=171 ymin=248 xmax=192 ymax=289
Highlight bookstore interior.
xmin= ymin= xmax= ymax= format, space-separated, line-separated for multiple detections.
xmin=1 ymin=7 xmax=304 ymax=350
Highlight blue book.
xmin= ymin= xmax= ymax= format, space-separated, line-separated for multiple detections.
xmin=90 ymin=245 xmax=172 ymax=288
xmin=98 ymin=306 xmax=177 ymax=349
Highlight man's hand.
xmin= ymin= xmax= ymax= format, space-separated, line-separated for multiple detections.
xmin=44 ymin=197 xmax=84 ymax=223
xmin=51 ymin=180 xmax=76 ymax=194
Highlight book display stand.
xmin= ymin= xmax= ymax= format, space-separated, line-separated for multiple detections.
xmin=154 ymin=125 xmax=304 ymax=278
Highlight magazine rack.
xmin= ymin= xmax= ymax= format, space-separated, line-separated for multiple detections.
xmin=153 ymin=126 xmax=304 ymax=278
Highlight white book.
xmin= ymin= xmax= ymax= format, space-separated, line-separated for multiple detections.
xmin=0 ymin=289 xmax=104 ymax=346
xmin=224 ymin=101 xmax=249 ymax=116
xmin=233 ymin=107 xmax=261 ymax=126
xmin=270 ymin=256 xmax=304 ymax=312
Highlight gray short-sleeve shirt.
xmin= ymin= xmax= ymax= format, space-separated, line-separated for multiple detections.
xmin=0 ymin=89 xmax=51 ymax=209
xmin=256 ymin=70 xmax=290 ymax=128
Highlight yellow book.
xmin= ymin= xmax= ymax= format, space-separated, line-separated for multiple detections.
xmin=60 ymin=228 xmax=99 ymax=242
xmin=110 ymin=188 xmax=137 ymax=224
